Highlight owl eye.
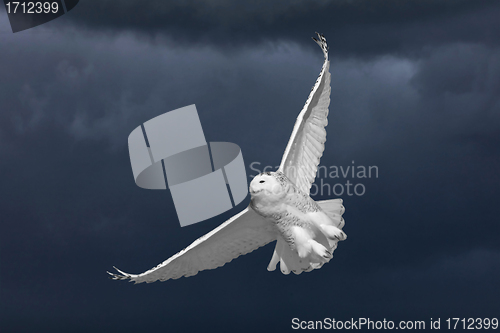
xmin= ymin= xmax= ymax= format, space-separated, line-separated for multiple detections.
xmin=259 ymin=180 xmax=265 ymax=183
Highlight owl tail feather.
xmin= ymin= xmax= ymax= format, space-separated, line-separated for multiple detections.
xmin=267 ymin=198 xmax=346 ymax=275
xmin=267 ymin=236 xmax=321 ymax=275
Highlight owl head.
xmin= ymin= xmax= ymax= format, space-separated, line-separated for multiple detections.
xmin=249 ymin=171 xmax=288 ymax=200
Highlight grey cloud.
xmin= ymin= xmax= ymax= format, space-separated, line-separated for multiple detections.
xmin=2 ymin=28 xmax=498 ymax=262
xmin=0 ymin=27 xmax=326 ymax=151
xmin=345 ymin=249 xmax=500 ymax=316
xmin=1 ymin=2 xmax=500 ymax=331
xmin=29 ymin=0 xmax=499 ymax=56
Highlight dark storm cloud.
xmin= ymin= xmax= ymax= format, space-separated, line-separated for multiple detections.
xmin=1 ymin=1 xmax=500 ymax=331
xmin=1 ymin=29 xmax=498 ymax=273
xmin=0 ymin=24 xmax=330 ymax=331
xmin=36 ymin=0 xmax=500 ymax=55
xmin=0 ymin=27 xmax=324 ymax=150
xmin=325 ymin=43 xmax=500 ymax=268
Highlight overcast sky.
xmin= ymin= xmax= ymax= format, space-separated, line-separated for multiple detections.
xmin=1 ymin=1 xmax=499 ymax=332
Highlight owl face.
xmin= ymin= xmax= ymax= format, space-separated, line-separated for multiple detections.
xmin=249 ymin=172 xmax=287 ymax=198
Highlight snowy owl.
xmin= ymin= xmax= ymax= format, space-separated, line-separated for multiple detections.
xmin=108 ymin=33 xmax=346 ymax=283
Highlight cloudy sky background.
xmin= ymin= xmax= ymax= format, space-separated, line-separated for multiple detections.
xmin=1 ymin=0 xmax=499 ymax=331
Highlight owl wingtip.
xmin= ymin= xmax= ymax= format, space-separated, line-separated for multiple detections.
xmin=312 ymin=32 xmax=328 ymax=59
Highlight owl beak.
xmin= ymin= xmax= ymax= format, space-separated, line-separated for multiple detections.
xmin=249 ymin=182 xmax=263 ymax=195
xmin=249 ymin=186 xmax=262 ymax=194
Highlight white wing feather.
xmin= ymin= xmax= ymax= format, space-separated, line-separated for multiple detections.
xmin=108 ymin=207 xmax=276 ymax=283
xmin=279 ymin=33 xmax=331 ymax=195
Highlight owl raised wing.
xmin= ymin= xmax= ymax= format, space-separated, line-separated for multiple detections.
xmin=279 ymin=33 xmax=330 ymax=195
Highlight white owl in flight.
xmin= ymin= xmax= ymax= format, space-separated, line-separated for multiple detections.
xmin=108 ymin=33 xmax=346 ymax=283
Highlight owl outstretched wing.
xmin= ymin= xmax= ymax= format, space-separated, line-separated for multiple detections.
xmin=108 ymin=207 xmax=276 ymax=283
xmin=278 ymin=33 xmax=331 ymax=195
